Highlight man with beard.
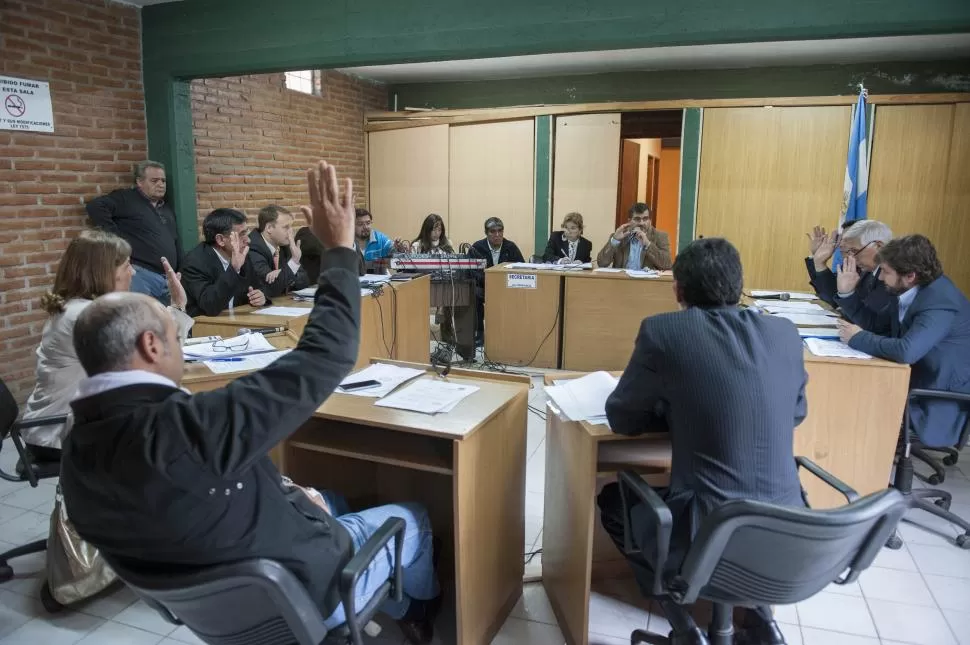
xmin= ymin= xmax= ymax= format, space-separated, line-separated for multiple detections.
xmin=596 ymin=203 xmax=672 ymax=271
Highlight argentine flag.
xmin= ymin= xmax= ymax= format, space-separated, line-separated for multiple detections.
xmin=833 ymin=89 xmax=869 ymax=267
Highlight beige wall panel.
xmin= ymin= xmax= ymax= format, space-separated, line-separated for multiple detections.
xmin=368 ymin=125 xmax=449 ymax=242
xmin=553 ymin=114 xmax=621 ymax=255
xmin=695 ymin=106 xmax=850 ymax=291
xmin=448 ymin=120 xmax=535 ymax=251
xmin=869 ymin=104 xmax=970 ymax=294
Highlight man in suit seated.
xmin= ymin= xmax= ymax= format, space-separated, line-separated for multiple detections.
xmin=598 ymin=238 xmax=807 ymax=645
xmin=180 ymin=209 xmax=270 ymax=317
xmin=470 ymin=217 xmax=526 ymax=345
xmin=596 ymin=203 xmax=672 ymax=271
xmin=840 ymin=235 xmax=970 ymax=448
xmin=60 ymin=161 xmax=442 ymax=644
xmin=807 ymin=219 xmax=893 ymax=331
xmin=249 ymin=204 xmax=310 ymax=297
xmin=804 ymin=219 xmax=858 ymax=307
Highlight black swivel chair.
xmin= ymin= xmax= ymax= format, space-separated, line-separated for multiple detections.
xmin=106 ymin=517 xmax=406 ymax=645
xmin=889 ymin=388 xmax=970 ymax=549
xmin=617 ymin=457 xmax=908 ymax=645
xmin=0 ymin=379 xmax=66 ymax=610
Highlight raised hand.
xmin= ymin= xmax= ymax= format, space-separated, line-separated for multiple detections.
xmin=247 ymin=286 xmax=266 ymax=307
xmin=808 ymin=226 xmax=827 ymax=255
xmin=161 ymin=257 xmax=187 ymax=310
xmin=612 ymin=222 xmax=632 ymax=241
xmin=288 ymin=228 xmax=302 ymax=263
xmin=305 ymin=162 xmax=354 ymax=250
xmin=229 ymin=231 xmax=247 ymax=272
xmin=837 ymin=254 xmax=861 ymax=294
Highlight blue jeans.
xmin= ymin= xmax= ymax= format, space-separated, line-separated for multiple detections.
xmin=131 ymin=266 xmax=171 ymax=306
xmin=321 ymin=493 xmax=439 ymax=628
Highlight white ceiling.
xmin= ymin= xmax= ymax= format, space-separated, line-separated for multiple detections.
xmin=337 ymin=34 xmax=970 ymax=84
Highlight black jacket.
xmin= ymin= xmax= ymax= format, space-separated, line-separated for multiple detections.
xmin=542 ymin=232 xmax=592 ymax=263
xmin=180 ymin=242 xmax=270 ymax=317
xmin=86 ymin=187 xmax=182 ymax=273
xmin=607 ymin=306 xmax=807 ymax=548
xmin=60 ymin=247 xmax=362 ymax=618
xmin=470 ymin=238 xmax=525 ymax=268
xmin=248 ymin=230 xmax=310 ymax=297
xmin=296 ymin=227 xmax=365 ymax=281
xmin=806 ymin=260 xmax=892 ymax=333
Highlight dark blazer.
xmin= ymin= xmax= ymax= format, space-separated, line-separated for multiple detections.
xmin=470 ymin=238 xmax=525 ymax=268
xmin=60 ymin=247 xmax=362 ymax=619
xmin=180 ymin=242 xmax=270 ymax=317
xmin=542 ymin=232 xmax=592 ymax=264
xmin=607 ymin=306 xmax=808 ymax=546
xmin=849 ymin=275 xmax=970 ymax=446
xmin=86 ymin=187 xmax=182 ymax=273
xmin=296 ymin=227 xmax=364 ymax=281
xmin=248 ymin=230 xmax=310 ymax=297
xmin=806 ymin=260 xmax=892 ymax=333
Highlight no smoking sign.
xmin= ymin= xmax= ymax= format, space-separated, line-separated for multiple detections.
xmin=5 ymin=95 xmax=26 ymax=117
xmin=0 ymin=75 xmax=54 ymax=133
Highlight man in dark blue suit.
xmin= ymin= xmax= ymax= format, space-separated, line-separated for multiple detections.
xmin=841 ymin=235 xmax=970 ymax=447
xmin=599 ymin=238 xmax=807 ymax=645
xmin=806 ymin=220 xmax=893 ymax=331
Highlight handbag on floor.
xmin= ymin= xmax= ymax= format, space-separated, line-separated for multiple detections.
xmin=46 ymin=486 xmax=118 ymax=605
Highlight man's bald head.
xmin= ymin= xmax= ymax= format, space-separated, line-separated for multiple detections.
xmin=74 ymin=292 xmax=172 ymax=376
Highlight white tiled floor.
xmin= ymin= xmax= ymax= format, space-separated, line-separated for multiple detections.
xmin=2 ymin=380 xmax=970 ymax=644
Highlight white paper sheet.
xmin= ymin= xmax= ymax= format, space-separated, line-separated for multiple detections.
xmin=338 ymin=364 xmax=426 ymax=398
xmin=625 ymin=269 xmax=660 ymax=278
xmin=593 ymin=268 xmax=625 ymax=273
xmin=771 ymin=312 xmax=840 ymax=327
xmin=182 ymin=333 xmax=277 ymax=360
xmin=754 ymin=300 xmax=828 ymax=313
xmin=251 ymin=306 xmax=310 ymax=317
xmin=505 ymin=262 xmax=548 ymax=270
xmin=544 ymin=371 xmax=619 ymax=422
xmin=798 ymin=327 xmax=840 ymax=339
xmin=293 ymin=286 xmax=317 ymax=298
xmin=203 ymin=350 xmax=292 ymax=374
xmin=804 ymin=338 xmax=873 ymax=359
xmin=374 ymin=379 xmax=479 ymax=414
xmin=360 ymin=274 xmax=391 ymax=284
xmin=750 ymin=290 xmax=817 ymax=301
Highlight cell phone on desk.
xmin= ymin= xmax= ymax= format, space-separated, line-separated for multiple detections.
xmin=339 ymin=379 xmax=381 ymax=392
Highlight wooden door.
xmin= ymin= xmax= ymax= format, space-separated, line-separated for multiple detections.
xmin=616 ymin=139 xmax=641 ymax=227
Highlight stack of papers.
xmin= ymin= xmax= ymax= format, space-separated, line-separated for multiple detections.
xmin=750 ymin=290 xmax=817 ymax=301
xmin=252 ymin=306 xmax=309 ymax=317
xmin=293 ymin=286 xmax=317 ymax=298
xmin=505 ymin=262 xmax=592 ymax=271
xmin=203 ymin=350 xmax=292 ymax=374
xmin=360 ymin=274 xmax=391 ymax=285
xmin=544 ymin=371 xmax=618 ymax=425
xmin=804 ymin=338 xmax=873 ymax=360
xmin=798 ymin=327 xmax=840 ymax=339
xmin=338 ymin=364 xmax=425 ymax=398
xmin=183 ymin=333 xmax=277 ymax=360
xmin=374 ymin=379 xmax=479 ymax=414
xmin=626 ymin=269 xmax=660 ymax=278
xmin=593 ymin=267 xmax=625 ymax=274
xmin=771 ymin=312 xmax=840 ymax=327
xmin=754 ymin=300 xmax=829 ymax=313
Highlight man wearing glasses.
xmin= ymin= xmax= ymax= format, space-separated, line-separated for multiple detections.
xmin=596 ymin=203 xmax=673 ymax=271
xmin=806 ymin=219 xmax=894 ymax=332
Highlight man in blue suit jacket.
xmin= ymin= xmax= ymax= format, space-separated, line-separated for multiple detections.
xmin=841 ymin=235 xmax=970 ymax=447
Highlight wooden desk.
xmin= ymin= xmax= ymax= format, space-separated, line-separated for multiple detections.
xmin=561 ymin=272 xmax=679 ymax=372
xmin=284 ymin=367 xmax=529 ymax=645
xmin=182 ymin=331 xmax=299 ymax=393
xmin=191 ymin=276 xmax=431 ymax=369
xmin=484 ymin=266 xmax=565 ymax=369
xmin=543 ymin=355 xmax=910 ymax=645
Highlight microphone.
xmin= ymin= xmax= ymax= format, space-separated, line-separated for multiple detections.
xmin=755 ymin=293 xmax=791 ymax=301
xmin=239 ymin=326 xmax=286 ymax=334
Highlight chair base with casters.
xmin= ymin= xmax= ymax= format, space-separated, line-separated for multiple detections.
xmin=616 ymin=457 xmax=908 ymax=645
xmin=105 ymin=517 xmax=407 ymax=645
xmin=887 ymin=388 xmax=970 ymax=550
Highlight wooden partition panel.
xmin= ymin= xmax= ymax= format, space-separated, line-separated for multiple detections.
xmin=695 ymin=106 xmax=850 ymax=291
xmin=368 ymin=125 xmax=449 ymax=241
xmin=449 ymin=120 xmax=536 ymax=251
xmin=868 ymin=104 xmax=970 ymax=294
xmin=553 ymin=114 xmax=621 ymax=255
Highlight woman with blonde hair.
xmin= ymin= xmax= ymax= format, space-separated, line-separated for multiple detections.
xmin=21 ymin=229 xmax=192 ymax=461
xmin=542 ymin=212 xmax=593 ymax=264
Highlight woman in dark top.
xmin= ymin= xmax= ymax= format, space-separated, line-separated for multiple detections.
xmin=542 ymin=212 xmax=592 ymax=264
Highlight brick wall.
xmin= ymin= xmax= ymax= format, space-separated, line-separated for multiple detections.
xmin=0 ymin=0 xmax=146 ymax=402
xmin=191 ymin=71 xmax=387 ymax=229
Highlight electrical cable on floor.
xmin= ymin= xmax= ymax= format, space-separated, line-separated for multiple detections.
xmin=524 ymin=548 xmax=542 ymax=565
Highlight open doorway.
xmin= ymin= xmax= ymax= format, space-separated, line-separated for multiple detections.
xmin=616 ymin=110 xmax=683 ymax=255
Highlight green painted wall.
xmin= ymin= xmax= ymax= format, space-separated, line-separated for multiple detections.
xmin=140 ymin=0 xmax=970 ymax=244
xmin=678 ymin=109 xmax=703 ymax=251
xmin=533 ymin=116 xmax=552 ymax=257
xmin=391 ymin=60 xmax=970 ymax=110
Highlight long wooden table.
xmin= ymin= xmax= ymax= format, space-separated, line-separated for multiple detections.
xmin=191 ymin=275 xmax=431 ymax=369
xmin=185 ymin=358 xmax=530 ymax=645
xmin=483 ymin=265 xmax=680 ymax=370
xmin=543 ymin=354 xmax=911 ymax=645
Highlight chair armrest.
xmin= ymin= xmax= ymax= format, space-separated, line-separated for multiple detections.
xmin=338 ymin=517 xmax=406 ymax=641
xmin=618 ymin=470 xmax=672 ymax=596
xmin=796 ymin=457 xmax=859 ymax=503
xmin=909 ymin=389 xmax=970 ymax=404
xmin=12 ymin=414 xmax=70 ymax=431
xmin=1 ymin=417 xmax=67 ymax=486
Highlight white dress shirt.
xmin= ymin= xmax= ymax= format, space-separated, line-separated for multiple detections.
xmin=897 ymin=285 xmax=920 ymax=323
xmin=213 ymin=246 xmax=235 ymax=309
xmin=263 ymin=237 xmax=301 ymax=274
